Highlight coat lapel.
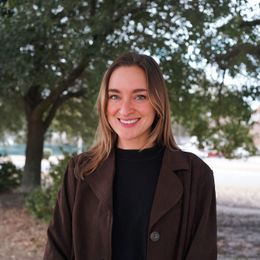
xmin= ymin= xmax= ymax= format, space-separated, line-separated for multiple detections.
xmin=85 ymin=150 xmax=115 ymax=212
xmin=84 ymin=147 xmax=189 ymax=226
xmin=149 ymin=148 xmax=189 ymax=227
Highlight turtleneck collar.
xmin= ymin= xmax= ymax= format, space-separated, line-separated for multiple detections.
xmin=115 ymin=144 xmax=165 ymax=161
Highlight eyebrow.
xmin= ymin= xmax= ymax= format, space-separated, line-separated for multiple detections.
xmin=108 ymin=88 xmax=148 ymax=93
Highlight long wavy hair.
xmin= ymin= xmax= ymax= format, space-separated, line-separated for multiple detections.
xmin=76 ymin=52 xmax=179 ymax=179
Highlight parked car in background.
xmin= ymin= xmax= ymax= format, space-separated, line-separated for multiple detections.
xmin=207 ymin=149 xmax=223 ymax=158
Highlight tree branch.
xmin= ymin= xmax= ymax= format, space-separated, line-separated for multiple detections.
xmin=33 ymin=56 xmax=89 ymax=119
xmin=30 ymin=0 xmax=137 ymax=120
xmin=215 ymin=43 xmax=260 ymax=69
xmin=239 ymin=19 xmax=260 ymax=28
xmin=43 ymin=89 xmax=85 ymax=131
xmin=89 ymin=0 xmax=97 ymax=16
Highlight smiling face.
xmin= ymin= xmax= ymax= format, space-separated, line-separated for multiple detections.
xmin=107 ymin=65 xmax=156 ymax=149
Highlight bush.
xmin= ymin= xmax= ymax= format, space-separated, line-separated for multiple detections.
xmin=25 ymin=153 xmax=72 ymax=222
xmin=0 ymin=160 xmax=22 ymax=192
xmin=25 ymin=187 xmax=54 ymax=221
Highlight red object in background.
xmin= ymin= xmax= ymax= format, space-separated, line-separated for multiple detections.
xmin=208 ymin=150 xmax=223 ymax=158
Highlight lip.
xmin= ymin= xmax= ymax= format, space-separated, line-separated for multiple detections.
xmin=118 ymin=118 xmax=140 ymax=127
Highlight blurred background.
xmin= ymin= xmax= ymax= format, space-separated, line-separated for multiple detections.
xmin=0 ymin=0 xmax=259 ymax=259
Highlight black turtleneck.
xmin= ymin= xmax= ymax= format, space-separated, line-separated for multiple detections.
xmin=112 ymin=145 xmax=165 ymax=260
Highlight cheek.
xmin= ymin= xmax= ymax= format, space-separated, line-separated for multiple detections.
xmin=107 ymin=102 xmax=117 ymax=117
xmin=143 ymin=105 xmax=156 ymax=119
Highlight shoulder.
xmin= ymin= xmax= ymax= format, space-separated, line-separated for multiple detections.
xmin=168 ymin=149 xmax=216 ymax=199
xmin=72 ymin=151 xmax=92 ymax=165
xmin=182 ymin=151 xmax=215 ymax=190
xmin=183 ymin=151 xmax=212 ymax=173
xmin=63 ymin=151 xmax=90 ymax=173
xmin=165 ymin=148 xmax=214 ymax=185
xmin=165 ymin=148 xmax=212 ymax=172
xmin=68 ymin=151 xmax=92 ymax=179
xmin=69 ymin=149 xmax=114 ymax=179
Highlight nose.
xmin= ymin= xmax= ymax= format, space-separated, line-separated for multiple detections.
xmin=119 ymin=99 xmax=134 ymax=116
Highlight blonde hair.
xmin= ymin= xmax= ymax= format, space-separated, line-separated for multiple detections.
xmin=76 ymin=52 xmax=178 ymax=179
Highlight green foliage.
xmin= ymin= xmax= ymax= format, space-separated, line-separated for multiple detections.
xmin=25 ymin=153 xmax=71 ymax=222
xmin=51 ymin=97 xmax=97 ymax=147
xmin=24 ymin=187 xmax=53 ymax=221
xmin=212 ymin=122 xmax=257 ymax=158
xmin=0 ymin=0 xmax=259 ymax=191
xmin=0 ymin=159 xmax=22 ymax=192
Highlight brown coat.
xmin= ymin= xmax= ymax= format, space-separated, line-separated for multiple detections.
xmin=44 ymin=148 xmax=217 ymax=260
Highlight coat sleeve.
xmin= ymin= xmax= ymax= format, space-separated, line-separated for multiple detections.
xmin=43 ymin=157 xmax=77 ymax=260
xmin=185 ymin=168 xmax=217 ymax=260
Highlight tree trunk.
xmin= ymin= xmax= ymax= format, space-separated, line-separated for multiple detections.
xmin=21 ymin=119 xmax=45 ymax=192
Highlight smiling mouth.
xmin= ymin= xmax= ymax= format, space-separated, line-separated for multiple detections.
xmin=118 ymin=118 xmax=140 ymax=125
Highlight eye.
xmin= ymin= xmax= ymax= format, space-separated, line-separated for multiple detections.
xmin=109 ymin=94 xmax=120 ymax=100
xmin=135 ymin=95 xmax=146 ymax=101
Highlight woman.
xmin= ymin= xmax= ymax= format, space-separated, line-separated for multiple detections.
xmin=44 ymin=52 xmax=217 ymax=260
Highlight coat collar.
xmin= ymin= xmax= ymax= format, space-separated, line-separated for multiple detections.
xmin=85 ymin=150 xmax=116 ymax=212
xmin=149 ymin=148 xmax=188 ymax=227
xmin=84 ymin=147 xmax=189 ymax=224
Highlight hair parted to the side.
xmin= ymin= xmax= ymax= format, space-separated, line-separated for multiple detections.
xmin=76 ymin=52 xmax=179 ymax=179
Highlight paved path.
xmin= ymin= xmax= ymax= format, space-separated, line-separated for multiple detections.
xmin=205 ymin=157 xmax=260 ymax=259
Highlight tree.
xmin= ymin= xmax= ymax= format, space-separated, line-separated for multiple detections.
xmin=0 ymin=0 xmax=259 ymax=191
xmin=192 ymin=0 xmax=259 ymax=154
xmin=158 ymin=0 xmax=259 ymax=154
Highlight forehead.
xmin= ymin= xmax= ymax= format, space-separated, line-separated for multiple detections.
xmin=108 ymin=65 xmax=147 ymax=90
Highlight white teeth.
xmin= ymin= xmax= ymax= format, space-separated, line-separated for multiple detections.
xmin=120 ymin=119 xmax=139 ymax=124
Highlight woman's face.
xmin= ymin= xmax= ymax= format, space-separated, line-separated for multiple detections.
xmin=107 ymin=65 xmax=156 ymax=149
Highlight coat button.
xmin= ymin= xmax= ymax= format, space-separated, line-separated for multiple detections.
xmin=150 ymin=231 xmax=160 ymax=242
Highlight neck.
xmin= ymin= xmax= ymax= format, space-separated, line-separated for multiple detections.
xmin=117 ymin=140 xmax=155 ymax=150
